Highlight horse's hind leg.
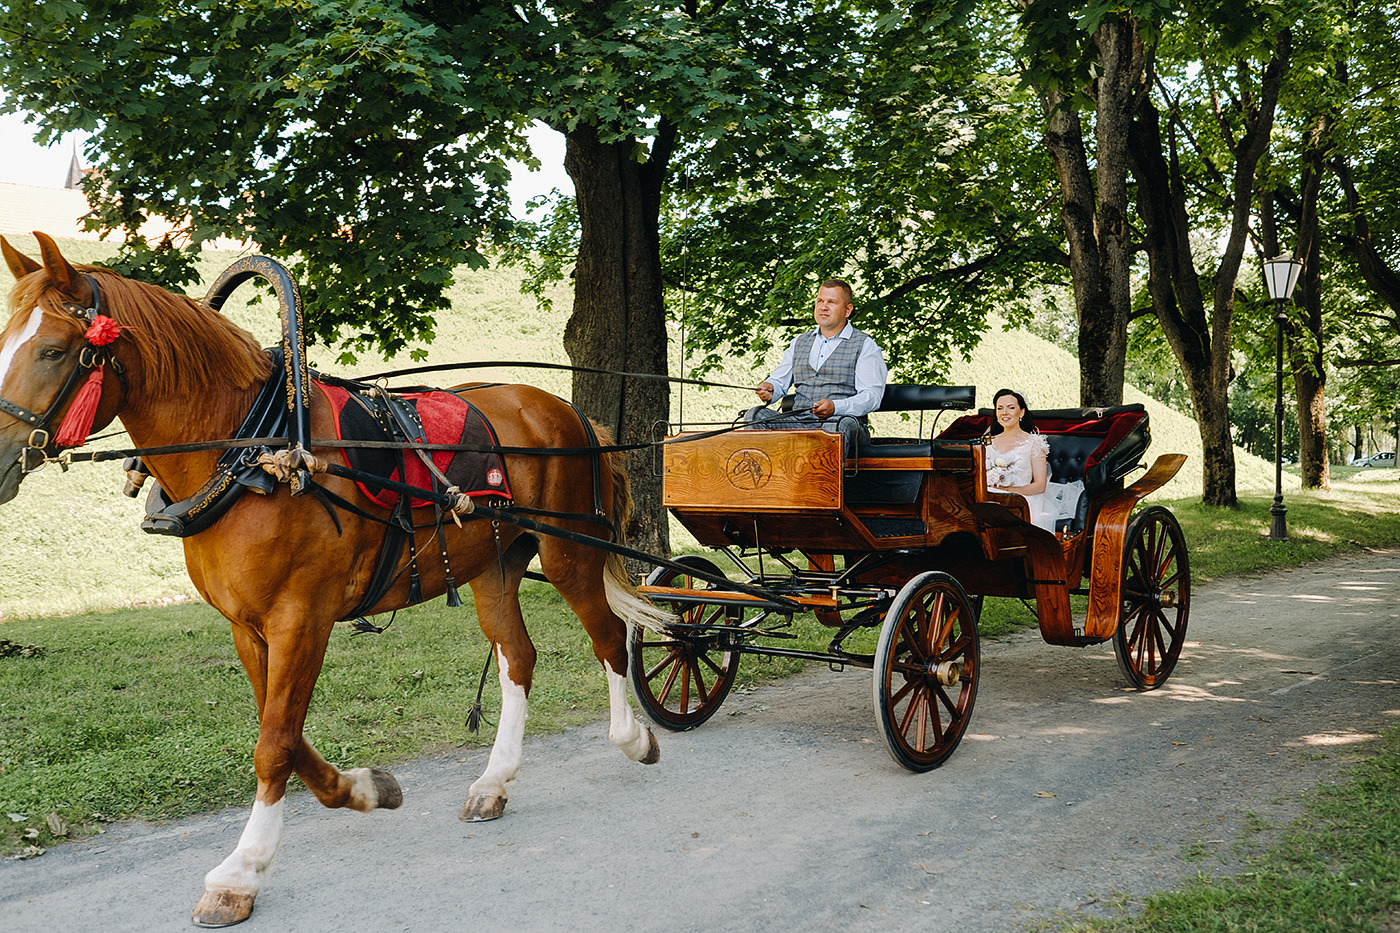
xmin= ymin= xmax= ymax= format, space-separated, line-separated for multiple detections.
xmin=459 ymin=538 xmax=537 ymax=822
xmin=192 ymin=615 xmax=402 ymax=927
xmin=542 ymin=540 xmax=660 ymax=766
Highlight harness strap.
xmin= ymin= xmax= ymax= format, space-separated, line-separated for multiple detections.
xmin=317 ymin=460 xmax=801 ymax=610
xmin=564 ymin=400 xmax=607 ymax=522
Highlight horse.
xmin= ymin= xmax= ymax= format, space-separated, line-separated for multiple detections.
xmin=0 ymin=232 xmax=667 ymax=927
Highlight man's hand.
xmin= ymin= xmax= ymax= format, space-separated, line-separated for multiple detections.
xmin=756 ymin=381 xmax=774 ymax=403
xmin=812 ymin=398 xmax=835 ymax=418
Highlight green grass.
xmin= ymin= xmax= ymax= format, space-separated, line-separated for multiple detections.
xmin=1058 ymin=727 xmax=1400 ymax=933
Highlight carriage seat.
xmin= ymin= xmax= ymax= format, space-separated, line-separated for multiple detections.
xmin=934 ymin=404 xmax=1151 ymax=533
xmin=845 ymin=385 xmax=976 ymax=506
xmin=857 ymin=383 xmax=976 ymax=459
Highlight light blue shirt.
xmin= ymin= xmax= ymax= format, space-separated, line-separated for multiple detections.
xmin=766 ymin=323 xmax=887 ymax=417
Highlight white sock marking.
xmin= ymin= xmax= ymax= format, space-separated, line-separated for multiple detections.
xmin=469 ymin=648 xmax=527 ymax=800
xmin=604 ymin=659 xmax=652 ymax=760
xmin=203 ymin=798 xmax=285 ymax=897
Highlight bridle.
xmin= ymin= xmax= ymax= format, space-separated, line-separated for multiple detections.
xmin=0 ymin=274 xmax=125 ymax=473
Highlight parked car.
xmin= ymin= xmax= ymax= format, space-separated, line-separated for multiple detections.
xmin=1354 ymin=451 xmax=1396 ymax=468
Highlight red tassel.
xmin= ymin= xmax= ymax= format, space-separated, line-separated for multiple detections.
xmin=54 ymin=366 xmax=105 ymax=447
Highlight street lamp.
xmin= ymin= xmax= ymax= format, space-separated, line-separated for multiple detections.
xmin=1262 ymin=254 xmax=1302 ymax=542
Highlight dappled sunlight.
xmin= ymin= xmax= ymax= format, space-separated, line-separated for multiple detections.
xmin=1287 ymin=525 xmax=1338 ymax=543
xmin=1288 ymin=594 xmax=1337 ymax=602
xmin=1087 ymin=681 xmax=1247 ymax=704
xmin=1204 ymin=645 xmax=1300 ymax=662
xmin=1299 ymin=731 xmax=1380 ymax=747
xmin=1144 ymin=681 xmax=1246 ymax=703
xmin=1032 ymin=725 xmax=1097 ymax=737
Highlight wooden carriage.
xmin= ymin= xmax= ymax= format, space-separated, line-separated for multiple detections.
xmin=631 ymin=386 xmax=1190 ymax=771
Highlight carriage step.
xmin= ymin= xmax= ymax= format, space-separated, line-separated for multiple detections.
xmin=862 ymin=517 xmax=927 ymax=538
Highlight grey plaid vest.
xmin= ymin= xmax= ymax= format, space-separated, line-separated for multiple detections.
xmin=791 ymin=327 xmax=873 ymax=413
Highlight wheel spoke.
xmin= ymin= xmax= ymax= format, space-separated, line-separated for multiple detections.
xmin=655 ymin=653 xmax=685 ymax=707
xmin=889 ymin=672 xmax=917 ymax=709
xmin=687 ymin=652 xmax=710 ymax=695
xmin=899 ymin=684 xmax=929 ymax=739
xmin=932 ymin=680 xmax=961 ymax=718
xmin=901 ymin=611 xmax=931 ymax=667
xmin=643 ymin=645 xmax=683 ymax=682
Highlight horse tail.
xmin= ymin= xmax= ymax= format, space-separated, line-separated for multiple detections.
xmin=593 ymin=422 xmax=672 ymax=634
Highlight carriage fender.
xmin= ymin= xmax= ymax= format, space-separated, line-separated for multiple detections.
xmin=1082 ymin=453 xmax=1187 ymax=641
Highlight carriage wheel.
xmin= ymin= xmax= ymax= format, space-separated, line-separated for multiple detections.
xmin=1114 ymin=506 xmax=1190 ymax=689
xmin=872 ymin=571 xmax=980 ymax=772
xmin=629 ymin=556 xmax=739 ymax=731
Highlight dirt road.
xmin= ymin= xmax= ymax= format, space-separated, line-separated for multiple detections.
xmin=4 ymin=550 xmax=1397 ymax=932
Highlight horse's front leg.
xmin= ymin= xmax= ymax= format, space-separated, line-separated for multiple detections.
xmin=459 ymin=642 xmax=533 ymax=822
xmin=191 ymin=618 xmax=402 ymax=927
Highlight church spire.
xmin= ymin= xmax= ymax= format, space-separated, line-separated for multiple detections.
xmin=64 ymin=141 xmax=85 ymax=189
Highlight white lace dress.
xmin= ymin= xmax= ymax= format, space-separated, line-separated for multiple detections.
xmin=985 ymin=433 xmax=1058 ymax=531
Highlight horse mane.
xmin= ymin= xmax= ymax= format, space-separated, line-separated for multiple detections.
xmin=6 ymin=264 xmax=272 ymax=398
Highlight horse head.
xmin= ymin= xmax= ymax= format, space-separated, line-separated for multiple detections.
xmin=0 ymin=232 xmax=131 ymax=505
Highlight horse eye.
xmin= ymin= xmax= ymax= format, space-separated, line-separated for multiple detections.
xmin=39 ymin=346 xmax=66 ymax=361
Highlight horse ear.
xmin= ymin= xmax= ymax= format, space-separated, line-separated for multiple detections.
xmin=0 ymin=236 xmax=42 ymax=280
xmin=32 ymin=231 xmax=94 ymax=307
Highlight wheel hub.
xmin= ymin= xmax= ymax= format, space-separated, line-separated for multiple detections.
xmin=933 ymin=659 xmax=963 ymax=686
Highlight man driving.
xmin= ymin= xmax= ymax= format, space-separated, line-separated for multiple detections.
xmin=745 ymin=278 xmax=887 ymax=456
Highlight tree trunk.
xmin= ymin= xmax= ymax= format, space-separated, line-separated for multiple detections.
xmin=1334 ymin=153 xmax=1400 ymax=330
xmin=1291 ymin=113 xmax=1331 ymax=490
xmin=1085 ymin=17 xmax=1143 ymax=408
xmin=1127 ymin=33 xmax=1289 ymax=506
xmin=1033 ymin=16 xmax=1143 ymax=408
xmin=1128 ymin=100 xmax=1238 ymax=506
xmin=563 ymin=124 xmax=672 ymax=566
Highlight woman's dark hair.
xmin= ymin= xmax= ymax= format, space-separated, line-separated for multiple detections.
xmin=989 ymin=388 xmax=1036 ymax=435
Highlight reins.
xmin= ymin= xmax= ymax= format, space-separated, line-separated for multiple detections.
xmin=37 ymin=415 xmax=801 ymax=470
xmin=357 ymin=358 xmax=757 ymax=393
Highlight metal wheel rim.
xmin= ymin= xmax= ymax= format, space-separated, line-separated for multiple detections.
xmin=873 ymin=571 xmax=979 ymax=771
xmin=1115 ymin=506 xmax=1190 ymax=689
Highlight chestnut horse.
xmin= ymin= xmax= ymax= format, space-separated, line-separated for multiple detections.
xmin=0 ymin=233 xmax=667 ymax=927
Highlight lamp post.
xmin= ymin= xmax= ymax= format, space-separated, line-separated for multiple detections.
xmin=1262 ymin=254 xmax=1302 ymax=542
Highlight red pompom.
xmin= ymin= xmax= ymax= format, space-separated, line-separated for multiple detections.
xmin=54 ymin=366 xmax=105 ymax=447
xmin=83 ymin=315 xmax=125 ymax=347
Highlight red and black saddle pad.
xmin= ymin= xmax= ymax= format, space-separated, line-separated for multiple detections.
xmin=316 ymin=382 xmax=512 ymax=509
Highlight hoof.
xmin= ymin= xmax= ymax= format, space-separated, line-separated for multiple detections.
xmin=639 ymin=730 xmax=661 ymax=765
xmin=459 ymin=794 xmax=507 ymax=822
xmin=191 ymin=889 xmax=255 ymax=928
xmin=372 ymin=769 xmax=403 ymax=809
